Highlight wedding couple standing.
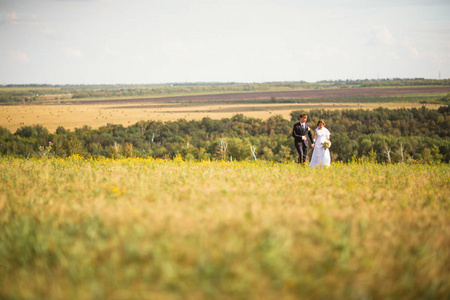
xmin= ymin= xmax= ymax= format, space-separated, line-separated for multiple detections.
xmin=292 ymin=113 xmax=331 ymax=168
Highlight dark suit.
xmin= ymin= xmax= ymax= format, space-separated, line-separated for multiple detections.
xmin=292 ymin=122 xmax=314 ymax=163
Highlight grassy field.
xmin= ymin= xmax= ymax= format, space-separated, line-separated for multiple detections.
xmin=1 ymin=157 xmax=448 ymax=299
xmin=0 ymin=102 xmax=442 ymax=133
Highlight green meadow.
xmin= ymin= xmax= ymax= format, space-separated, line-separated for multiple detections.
xmin=1 ymin=157 xmax=448 ymax=299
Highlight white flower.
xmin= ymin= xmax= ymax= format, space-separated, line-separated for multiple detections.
xmin=322 ymin=140 xmax=331 ymax=149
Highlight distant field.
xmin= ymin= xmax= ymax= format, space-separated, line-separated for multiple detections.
xmin=0 ymin=102 xmax=442 ymax=133
xmin=70 ymin=86 xmax=450 ymax=104
xmin=2 ymin=81 xmax=448 ymax=104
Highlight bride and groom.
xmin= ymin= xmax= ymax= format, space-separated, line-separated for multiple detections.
xmin=292 ymin=113 xmax=331 ymax=168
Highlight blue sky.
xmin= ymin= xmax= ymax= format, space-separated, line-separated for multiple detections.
xmin=0 ymin=0 xmax=449 ymax=84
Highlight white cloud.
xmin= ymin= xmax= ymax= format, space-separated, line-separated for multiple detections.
xmin=9 ymin=50 xmax=29 ymax=63
xmin=103 ymin=46 xmax=117 ymax=56
xmin=367 ymin=28 xmax=424 ymax=61
xmin=65 ymin=47 xmax=83 ymax=58
xmin=399 ymin=37 xmax=412 ymax=47
xmin=400 ymin=37 xmax=421 ymax=58
xmin=371 ymin=25 xmax=395 ymax=46
xmin=409 ymin=46 xmax=420 ymax=58
xmin=429 ymin=51 xmax=449 ymax=64
xmin=6 ymin=12 xmax=19 ymax=24
xmin=42 ymin=27 xmax=54 ymax=35
xmin=388 ymin=51 xmax=400 ymax=60
xmin=4 ymin=11 xmax=40 ymax=26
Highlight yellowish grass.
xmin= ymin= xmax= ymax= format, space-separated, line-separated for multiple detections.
xmin=0 ymin=102 xmax=441 ymax=133
xmin=0 ymin=157 xmax=449 ymax=299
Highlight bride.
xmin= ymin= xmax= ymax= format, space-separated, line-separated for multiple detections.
xmin=310 ymin=119 xmax=331 ymax=168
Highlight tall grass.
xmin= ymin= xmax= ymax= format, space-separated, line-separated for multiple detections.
xmin=0 ymin=157 xmax=448 ymax=299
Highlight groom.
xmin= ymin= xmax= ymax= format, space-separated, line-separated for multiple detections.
xmin=292 ymin=113 xmax=315 ymax=164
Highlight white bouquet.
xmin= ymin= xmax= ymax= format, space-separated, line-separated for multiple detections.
xmin=322 ymin=140 xmax=331 ymax=149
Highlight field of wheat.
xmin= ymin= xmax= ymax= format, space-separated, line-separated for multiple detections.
xmin=0 ymin=157 xmax=449 ymax=299
xmin=0 ymin=102 xmax=442 ymax=133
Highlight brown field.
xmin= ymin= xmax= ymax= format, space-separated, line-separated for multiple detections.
xmin=73 ymin=86 xmax=450 ymax=104
xmin=0 ymin=102 xmax=442 ymax=133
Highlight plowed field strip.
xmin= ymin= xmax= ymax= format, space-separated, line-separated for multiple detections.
xmin=72 ymin=86 xmax=450 ymax=104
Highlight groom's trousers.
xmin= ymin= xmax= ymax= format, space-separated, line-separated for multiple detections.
xmin=294 ymin=141 xmax=308 ymax=164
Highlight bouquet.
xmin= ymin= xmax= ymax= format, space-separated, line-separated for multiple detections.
xmin=322 ymin=140 xmax=331 ymax=149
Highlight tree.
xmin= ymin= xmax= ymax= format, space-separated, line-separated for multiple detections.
xmin=15 ymin=126 xmax=37 ymax=138
xmin=331 ymin=133 xmax=355 ymax=162
xmin=56 ymin=126 xmax=67 ymax=135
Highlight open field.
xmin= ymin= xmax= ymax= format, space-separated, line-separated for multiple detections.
xmin=0 ymin=102 xmax=442 ymax=133
xmin=2 ymin=81 xmax=449 ymax=104
xmin=71 ymin=86 xmax=450 ymax=104
xmin=0 ymin=157 xmax=449 ymax=299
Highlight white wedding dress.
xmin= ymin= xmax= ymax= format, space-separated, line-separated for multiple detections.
xmin=310 ymin=127 xmax=331 ymax=168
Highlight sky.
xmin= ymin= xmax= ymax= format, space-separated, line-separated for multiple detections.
xmin=0 ymin=0 xmax=449 ymax=85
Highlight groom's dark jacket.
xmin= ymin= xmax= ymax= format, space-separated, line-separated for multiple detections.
xmin=292 ymin=122 xmax=314 ymax=146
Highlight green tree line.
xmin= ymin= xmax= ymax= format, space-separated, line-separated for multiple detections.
xmin=1 ymin=106 xmax=449 ymax=163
